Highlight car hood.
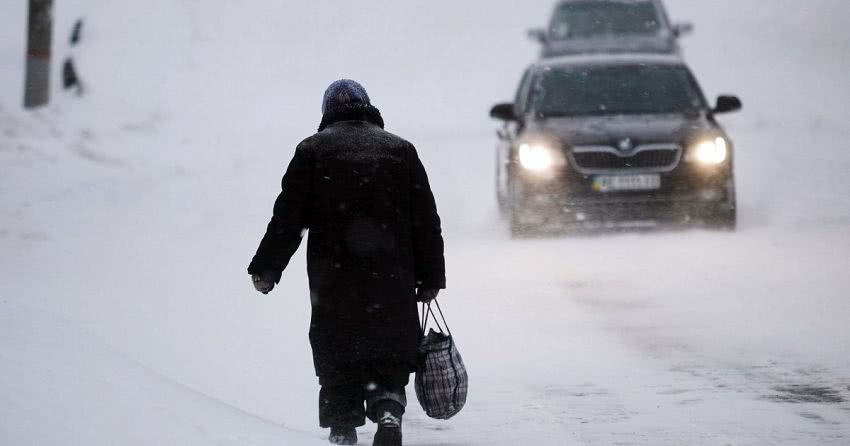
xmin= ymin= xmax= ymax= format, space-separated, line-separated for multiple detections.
xmin=542 ymin=35 xmax=677 ymax=57
xmin=525 ymin=113 xmax=715 ymax=147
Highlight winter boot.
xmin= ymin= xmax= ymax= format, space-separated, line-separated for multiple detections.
xmin=372 ymin=402 xmax=403 ymax=446
xmin=329 ymin=426 xmax=357 ymax=445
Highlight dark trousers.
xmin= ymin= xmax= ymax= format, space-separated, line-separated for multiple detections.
xmin=319 ymin=380 xmax=407 ymax=428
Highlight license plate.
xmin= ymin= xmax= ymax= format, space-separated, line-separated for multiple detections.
xmin=593 ymin=174 xmax=661 ymax=192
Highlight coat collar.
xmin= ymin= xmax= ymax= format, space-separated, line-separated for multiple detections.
xmin=318 ymin=104 xmax=385 ymax=132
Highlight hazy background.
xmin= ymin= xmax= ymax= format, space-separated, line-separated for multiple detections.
xmin=1 ymin=1 xmax=849 ymax=445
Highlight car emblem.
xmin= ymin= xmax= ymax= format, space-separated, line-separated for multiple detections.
xmin=618 ymin=138 xmax=634 ymax=152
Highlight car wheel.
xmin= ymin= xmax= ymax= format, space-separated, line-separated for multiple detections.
xmin=510 ymin=208 xmax=543 ymax=238
xmin=496 ymin=149 xmax=510 ymax=216
xmin=706 ymin=207 xmax=737 ymax=230
xmin=497 ymin=193 xmax=508 ymax=216
xmin=706 ymin=179 xmax=737 ymax=230
xmin=509 ymin=210 xmax=525 ymax=238
xmin=508 ymin=180 xmax=533 ymax=238
xmin=508 ymin=188 xmax=525 ymax=237
xmin=496 ymin=172 xmax=508 ymax=216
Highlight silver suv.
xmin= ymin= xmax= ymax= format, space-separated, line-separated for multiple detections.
xmin=528 ymin=0 xmax=693 ymax=57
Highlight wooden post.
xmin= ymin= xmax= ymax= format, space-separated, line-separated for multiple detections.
xmin=24 ymin=0 xmax=54 ymax=108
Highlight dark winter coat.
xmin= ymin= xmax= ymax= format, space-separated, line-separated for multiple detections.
xmin=248 ymin=104 xmax=446 ymax=385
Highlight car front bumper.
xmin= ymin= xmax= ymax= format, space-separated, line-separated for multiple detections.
xmin=511 ymin=163 xmax=734 ymax=225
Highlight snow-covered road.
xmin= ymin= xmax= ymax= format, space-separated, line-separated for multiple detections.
xmin=2 ymin=1 xmax=849 ymax=445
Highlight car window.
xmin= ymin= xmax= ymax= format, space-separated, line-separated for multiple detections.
xmin=532 ymin=64 xmax=706 ymax=116
xmin=549 ymin=0 xmax=662 ymax=39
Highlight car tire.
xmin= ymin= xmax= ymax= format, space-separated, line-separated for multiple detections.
xmin=706 ymin=179 xmax=737 ymax=230
xmin=507 ymin=176 xmax=533 ymax=238
xmin=510 ymin=210 xmax=543 ymax=238
xmin=706 ymin=207 xmax=737 ymax=230
xmin=508 ymin=186 xmax=525 ymax=237
xmin=496 ymin=175 xmax=509 ymax=217
xmin=497 ymin=193 xmax=508 ymax=216
xmin=509 ymin=210 xmax=524 ymax=238
xmin=496 ymin=150 xmax=511 ymax=216
xmin=509 ymin=199 xmax=552 ymax=237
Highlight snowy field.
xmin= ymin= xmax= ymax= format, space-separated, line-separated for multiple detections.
xmin=2 ymin=1 xmax=850 ymax=445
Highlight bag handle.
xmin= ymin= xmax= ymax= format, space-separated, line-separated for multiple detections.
xmin=420 ymin=299 xmax=452 ymax=337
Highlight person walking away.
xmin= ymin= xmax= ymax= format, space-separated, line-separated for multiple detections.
xmin=247 ymin=79 xmax=446 ymax=446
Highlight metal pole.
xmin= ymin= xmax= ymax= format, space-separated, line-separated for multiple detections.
xmin=24 ymin=0 xmax=54 ymax=109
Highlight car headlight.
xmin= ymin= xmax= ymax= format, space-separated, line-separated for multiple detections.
xmin=690 ymin=137 xmax=729 ymax=165
xmin=518 ymin=143 xmax=565 ymax=172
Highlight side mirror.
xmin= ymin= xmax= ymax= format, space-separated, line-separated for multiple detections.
xmin=713 ymin=95 xmax=742 ymax=114
xmin=527 ymin=28 xmax=547 ymax=44
xmin=490 ymin=103 xmax=517 ymax=121
xmin=672 ymin=22 xmax=694 ymax=38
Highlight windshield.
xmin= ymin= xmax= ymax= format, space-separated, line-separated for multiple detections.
xmin=531 ymin=64 xmax=706 ymax=117
xmin=549 ymin=0 xmax=662 ymax=39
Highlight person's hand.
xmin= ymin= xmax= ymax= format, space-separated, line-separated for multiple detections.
xmin=252 ymin=271 xmax=282 ymax=295
xmin=253 ymin=274 xmax=274 ymax=294
xmin=416 ymin=288 xmax=440 ymax=303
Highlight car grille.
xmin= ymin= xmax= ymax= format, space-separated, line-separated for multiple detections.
xmin=571 ymin=146 xmax=681 ymax=173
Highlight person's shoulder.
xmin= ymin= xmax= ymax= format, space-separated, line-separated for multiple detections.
xmin=297 ymin=124 xmax=415 ymax=156
xmin=292 ymin=132 xmax=331 ymax=158
xmin=295 ymin=133 xmax=321 ymax=151
xmin=374 ymin=127 xmax=416 ymax=152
